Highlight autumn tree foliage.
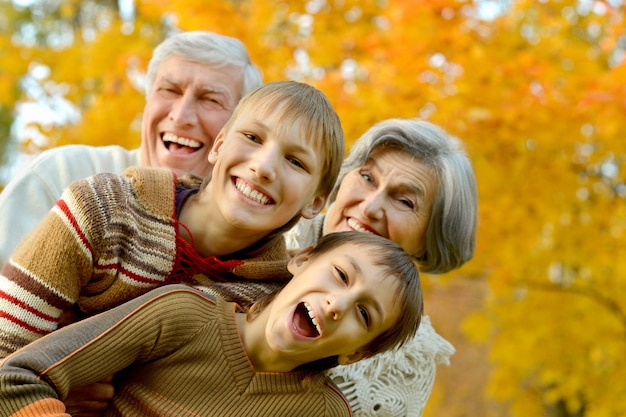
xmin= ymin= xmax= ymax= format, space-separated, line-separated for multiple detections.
xmin=0 ymin=0 xmax=625 ymax=416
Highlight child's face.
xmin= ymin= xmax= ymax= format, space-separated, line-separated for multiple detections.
xmin=207 ymin=105 xmax=325 ymax=235
xmin=265 ymin=243 xmax=402 ymax=366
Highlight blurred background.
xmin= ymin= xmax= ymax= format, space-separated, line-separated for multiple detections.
xmin=1 ymin=0 xmax=624 ymax=416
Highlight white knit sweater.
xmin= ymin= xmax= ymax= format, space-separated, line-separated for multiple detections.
xmin=0 ymin=144 xmax=140 ymax=267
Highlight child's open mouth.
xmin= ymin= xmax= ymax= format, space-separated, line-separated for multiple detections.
xmin=294 ymin=302 xmax=321 ymax=338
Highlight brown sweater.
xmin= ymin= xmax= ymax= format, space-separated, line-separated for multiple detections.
xmin=0 ymin=285 xmax=351 ymax=416
xmin=0 ymin=167 xmax=289 ymax=357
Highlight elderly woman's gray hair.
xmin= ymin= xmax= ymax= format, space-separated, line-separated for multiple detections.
xmin=145 ymin=30 xmax=263 ymax=98
xmin=329 ymin=118 xmax=477 ymax=274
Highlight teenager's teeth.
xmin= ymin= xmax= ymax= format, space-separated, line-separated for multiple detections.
xmin=304 ymin=302 xmax=321 ymax=335
xmin=235 ymin=179 xmax=270 ymax=205
xmin=348 ymin=218 xmax=373 ymax=234
xmin=163 ymin=132 xmax=202 ymax=148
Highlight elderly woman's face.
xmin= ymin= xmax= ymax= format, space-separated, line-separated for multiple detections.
xmin=324 ymin=148 xmax=438 ymax=258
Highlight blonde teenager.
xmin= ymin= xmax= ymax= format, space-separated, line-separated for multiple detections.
xmin=0 ymin=81 xmax=345 ymax=358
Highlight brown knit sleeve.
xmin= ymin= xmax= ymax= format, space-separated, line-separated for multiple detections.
xmin=231 ymin=236 xmax=291 ymax=281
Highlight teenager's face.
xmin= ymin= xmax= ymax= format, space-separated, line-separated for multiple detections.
xmin=140 ymin=56 xmax=244 ymax=177
xmin=265 ymin=243 xmax=402 ymax=366
xmin=206 ymin=105 xmax=325 ymax=235
xmin=324 ymin=149 xmax=438 ymax=258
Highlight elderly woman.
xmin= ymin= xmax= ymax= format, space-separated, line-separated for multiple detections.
xmin=285 ymin=118 xmax=478 ymax=416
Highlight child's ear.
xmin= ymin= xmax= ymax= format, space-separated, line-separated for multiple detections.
xmin=208 ymin=131 xmax=226 ymax=164
xmin=287 ymin=246 xmax=314 ymax=274
xmin=300 ymin=195 xmax=327 ymax=219
xmin=337 ymin=349 xmax=371 ymax=366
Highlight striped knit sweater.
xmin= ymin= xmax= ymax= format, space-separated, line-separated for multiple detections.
xmin=0 ymin=167 xmax=289 ymax=357
xmin=0 ymin=285 xmax=352 ymax=417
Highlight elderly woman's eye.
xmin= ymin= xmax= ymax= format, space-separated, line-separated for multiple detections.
xmin=399 ymin=198 xmax=415 ymax=209
xmin=360 ymin=172 xmax=374 ymax=183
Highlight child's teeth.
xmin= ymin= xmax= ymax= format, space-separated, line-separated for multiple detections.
xmin=304 ymin=302 xmax=321 ymax=334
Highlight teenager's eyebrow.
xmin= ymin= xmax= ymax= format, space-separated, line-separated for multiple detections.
xmin=347 ymin=255 xmax=384 ymax=323
xmin=248 ymin=120 xmax=316 ymax=157
xmin=247 ymin=119 xmax=271 ymax=134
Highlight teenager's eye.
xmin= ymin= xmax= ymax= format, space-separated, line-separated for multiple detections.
xmin=244 ymin=133 xmax=261 ymax=143
xmin=287 ymin=156 xmax=305 ymax=169
xmin=358 ymin=306 xmax=370 ymax=326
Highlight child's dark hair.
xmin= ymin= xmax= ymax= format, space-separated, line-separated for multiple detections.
xmin=249 ymin=231 xmax=423 ymax=371
xmin=308 ymin=232 xmax=423 ymax=354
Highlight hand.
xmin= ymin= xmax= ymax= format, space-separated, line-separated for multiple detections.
xmin=63 ymin=375 xmax=115 ymax=417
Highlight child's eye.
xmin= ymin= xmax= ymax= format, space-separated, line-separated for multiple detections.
xmin=358 ymin=306 xmax=370 ymax=326
xmin=334 ymin=266 xmax=348 ymax=284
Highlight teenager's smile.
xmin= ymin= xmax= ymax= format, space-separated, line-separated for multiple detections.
xmin=233 ymin=177 xmax=274 ymax=205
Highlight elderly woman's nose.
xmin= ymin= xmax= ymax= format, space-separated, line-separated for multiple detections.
xmin=360 ymin=191 xmax=385 ymax=219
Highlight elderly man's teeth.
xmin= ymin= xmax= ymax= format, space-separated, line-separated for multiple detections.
xmin=235 ymin=179 xmax=270 ymax=205
xmin=304 ymin=302 xmax=321 ymax=335
xmin=163 ymin=132 xmax=202 ymax=148
xmin=348 ymin=218 xmax=373 ymax=234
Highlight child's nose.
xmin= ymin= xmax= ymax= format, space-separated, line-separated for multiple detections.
xmin=325 ymin=293 xmax=351 ymax=321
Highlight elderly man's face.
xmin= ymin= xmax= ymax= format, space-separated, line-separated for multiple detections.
xmin=140 ymin=56 xmax=244 ymax=177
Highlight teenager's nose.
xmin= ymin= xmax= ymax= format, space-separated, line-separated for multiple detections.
xmin=250 ymin=145 xmax=278 ymax=182
xmin=169 ymin=92 xmax=198 ymax=126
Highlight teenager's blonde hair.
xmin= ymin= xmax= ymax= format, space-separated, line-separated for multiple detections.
xmin=221 ymin=80 xmax=345 ymax=198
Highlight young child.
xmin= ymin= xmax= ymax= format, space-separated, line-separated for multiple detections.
xmin=0 ymin=232 xmax=423 ymax=417
xmin=0 ymin=80 xmax=345 ymax=357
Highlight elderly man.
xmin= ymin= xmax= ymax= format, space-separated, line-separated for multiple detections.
xmin=0 ymin=30 xmax=262 ymax=266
